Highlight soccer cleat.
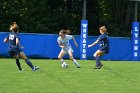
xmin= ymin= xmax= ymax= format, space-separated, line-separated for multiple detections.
xmin=32 ymin=66 xmax=39 ymax=71
xmin=19 ymin=69 xmax=25 ymax=71
xmin=77 ymin=66 xmax=81 ymax=68
xmin=93 ymin=64 xmax=103 ymax=69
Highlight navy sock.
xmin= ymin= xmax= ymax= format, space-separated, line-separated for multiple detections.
xmin=25 ymin=59 xmax=34 ymax=69
xmin=16 ymin=59 xmax=22 ymax=70
xmin=95 ymin=56 xmax=101 ymax=67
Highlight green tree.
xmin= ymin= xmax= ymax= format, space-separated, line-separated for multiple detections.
xmin=0 ymin=0 xmax=138 ymax=37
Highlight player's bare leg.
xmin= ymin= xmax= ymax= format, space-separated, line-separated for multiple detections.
xmin=58 ymin=50 xmax=65 ymax=64
xmin=68 ymin=51 xmax=80 ymax=68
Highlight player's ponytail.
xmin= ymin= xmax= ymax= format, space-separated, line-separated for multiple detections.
xmin=60 ymin=29 xmax=71 ymax=35
xmin=64 ymin=29 xmax=70 ymax=35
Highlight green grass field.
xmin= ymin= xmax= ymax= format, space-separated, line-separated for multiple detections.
xmin=0 ymin=58 xmax=140 ymax=93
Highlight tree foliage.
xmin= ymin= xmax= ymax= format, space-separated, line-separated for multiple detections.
xmin=0 ymin=0 xmax=139 ymax=36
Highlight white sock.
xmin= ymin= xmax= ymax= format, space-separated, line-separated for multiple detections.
xmin=61 ymin=59 xmax=64 ymax=63
xmin=73 ymin=59 xmax=80 ymax=67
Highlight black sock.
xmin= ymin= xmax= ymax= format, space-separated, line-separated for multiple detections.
xmin=25 ymin=59 xmax=34 ymax=69
xmin=95 ymin=56 xmax=101 ymax=67
xmin=16 ymin=59 xmax=22 ymax=70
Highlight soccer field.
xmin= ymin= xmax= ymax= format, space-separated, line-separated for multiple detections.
xmin=0 ymin=58 xmax=140 ymax=93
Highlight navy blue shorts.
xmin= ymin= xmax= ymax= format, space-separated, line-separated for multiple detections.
xmin=8 ymin=49 xmax=22 ymax=57
xmin=99 ymin=47 xmax=109 ymax=54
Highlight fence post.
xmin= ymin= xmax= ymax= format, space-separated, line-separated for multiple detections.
xmin=80 ymin=20 xmax=88 ymax=60
xmin=132 ymin=22 xmax=139 ymax=61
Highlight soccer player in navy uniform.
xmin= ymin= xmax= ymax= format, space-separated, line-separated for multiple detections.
xmin=88 ymin=26 xmax=109 ymax=69
xmin=3 ymin=22 xmax=39 ymax=71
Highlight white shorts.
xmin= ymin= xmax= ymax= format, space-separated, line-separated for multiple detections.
xmin=61 ymin=47 xmax=74 ymax=54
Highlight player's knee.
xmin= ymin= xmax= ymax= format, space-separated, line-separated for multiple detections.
xmin=23 ymin=57 xmax=27 ymax=60
xmin=69 ymin=56 xmax=74 ymax=60
xmin=93 ymin=54 xmax=97 ymax=58
xmin=19 ymin=52 xmax=27 ymax=60
xmin=22 ymin=55 xmax=27 ymax=60
xmin=20 ymin=55 xmax=26 ymax=60
xmin=58 ymin=56 xmax=62 ymax=60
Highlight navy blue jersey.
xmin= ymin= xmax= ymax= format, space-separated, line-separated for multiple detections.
xmin=97 ymin=33 xmax=109 ymax=48
xmin=6 ymin=32 xmax=20 ymax=51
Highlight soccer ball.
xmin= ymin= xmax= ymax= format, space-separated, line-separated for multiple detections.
xmin=61 ymin=62 xmax=68 ymax=68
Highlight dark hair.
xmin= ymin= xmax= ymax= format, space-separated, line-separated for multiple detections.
xmin=60 ymin=29 xmax=70 ymax=35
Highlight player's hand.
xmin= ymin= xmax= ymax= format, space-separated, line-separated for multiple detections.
xmin=88 ymin=45 xmax=92 ymax=48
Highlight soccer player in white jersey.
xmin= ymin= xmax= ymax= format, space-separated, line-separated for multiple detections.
xmin=57 ymin=29 xmax=81 ymax=68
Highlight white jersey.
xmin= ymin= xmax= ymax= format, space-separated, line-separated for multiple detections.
xmin=57 ymin=35 xmax=73 ymax=47
xmin=57 ymin=35 xmax=73 ymax=53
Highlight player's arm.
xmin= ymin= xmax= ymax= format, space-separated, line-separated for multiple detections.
xmin=88 ymin=39 xmax=100 ymax=48
xmin=3 ymin=36 xmax=9 ymax=43
xmin=16 ymin=38 xmax=24 ymax=48
xmin=58 ymin=41 xmax=65 ymax=48
xmin=59 ymin=45 xmax=65 ymax=48
xmin=3 ymin=38 xmax=9 ymax=43
xmin=72 ymin=36 xmax=78 ymax=47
